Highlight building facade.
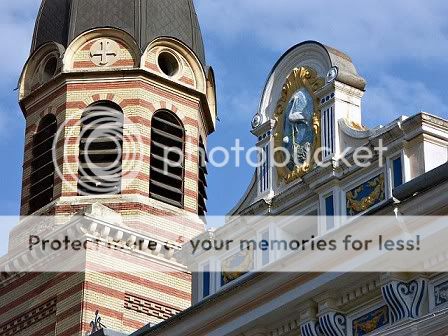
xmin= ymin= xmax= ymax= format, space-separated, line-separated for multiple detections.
xmin=2 ymin=2 xmax=448 ymax=336
xmin=0 ymin=1 xmax=216 ymax=335
xmin=130 ymin=43 xmax=448 ymax=335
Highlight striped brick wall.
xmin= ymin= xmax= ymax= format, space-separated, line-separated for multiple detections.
xmin=20 ymin=78 xmax=207 ymax=218
xmin=11 ymin=29 xmax=214 ymax=336
xmin=80 ymin=241 xmax=192 ymax=334
xmin=0 ymin=245 xmax=191 ymax=336
xmin=20 ymin=87 xmax=68 ymax=216
xmin=0 ymin=272 xmax=85 ymax=336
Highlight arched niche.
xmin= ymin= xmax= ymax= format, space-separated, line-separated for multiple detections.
xmin=63 ymin=28 xmax=141 ymax=72
xmin=18 ymin=42 xmax=65 ymax=99
xmin=258 ymin=41 xmax=332 ymax=123
xmin=143 ymin=37 xmax=207 ymax=93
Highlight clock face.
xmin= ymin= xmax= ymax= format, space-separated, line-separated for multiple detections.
xmin=251 ymin=114 xmax=262 ymax=129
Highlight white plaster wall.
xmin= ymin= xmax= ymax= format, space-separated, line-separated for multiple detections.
xmin=424 ymin=141 xmax=448 ymax=172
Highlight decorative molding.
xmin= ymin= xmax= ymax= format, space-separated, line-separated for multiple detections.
xmin=244 ymin=329 xmax=270 ymax=336
xmin=338 ymin=119 xmax=371 ymax=139
xmin=259 ymin=43 xmax=331 ymax=123
xmin=124 ymin=293 xmax=181 ymax=320
xmin=319 ymin=312 xmax=346 ymax=336
xmin=351 ymin=305 xmax=389 ymax=336
xmin=429 ymin=277 xmax=448 ymax=311
xmin=89 ymin=39 xmax=119 ymax=66
xmin=337 ymin=278 xmax=382 ymax=307
xmin=299 ymin=302 xmax=322 ymax=336
xmin=271 ymin=318 xmax=300 ymax=336
xmin=300 ymin=320 xmax=322 ymax=336
xmin=381 ymin=279 xmax=427 ymax=324
xmin=273 ymin=66 xmax=325 ymax=184
xmin=346 ymin=174 xmax=385 ymax=216
xmin=0 ymin=298 xmax=56 ymax=336
xmin=420 ymin=113 xmax=448 ymax=131
xmin=251 ymin=119 xmax=276 ymax=137
xmin=0 ymin=204 xmax=184 ymax=274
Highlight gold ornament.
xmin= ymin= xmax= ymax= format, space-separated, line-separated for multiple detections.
xmin=221 ymin=250 xmax=254 ymax=285
xmin=273 ymin=67 xmax=325 ymax=183
xmin=346 ymin=174 xmax=385 ymax=215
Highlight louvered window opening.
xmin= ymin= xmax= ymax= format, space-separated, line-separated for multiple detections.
xmin=198 ymin=138 xmax=208 ymax=216
xmin=150 ymin=111 xmax=185 ymax=208
xmin=29 ymin=115 xmax=57 ymax=214
xmin=78 ymin=104 xmax=123 ymax=196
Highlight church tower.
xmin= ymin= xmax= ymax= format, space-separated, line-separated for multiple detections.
xmin=1 ymin=0 xmax=216 ymax=335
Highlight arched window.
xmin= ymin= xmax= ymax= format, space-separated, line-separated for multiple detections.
xmin=78 ymin=101 xmax=124 ymax=196
xmin=198 ymin=137 xmax=208 ymax=216
xmin=150 ymin=110 xmax=185 ymax=208
xmin=29 ymin=114 xmax=57 ymax=214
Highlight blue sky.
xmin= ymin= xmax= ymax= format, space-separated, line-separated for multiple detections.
xmin=0 ymin=0 xmax=447 ymax=218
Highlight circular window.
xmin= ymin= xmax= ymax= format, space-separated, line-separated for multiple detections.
xmin=42 ymin=56 xmax=58 ymax=82
xmin=157 ymin=52 xmax=179 ymax=77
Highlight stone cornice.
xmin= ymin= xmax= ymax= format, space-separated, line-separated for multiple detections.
xmin=19 ymin=67 xmax=215 ymax=134
xmin=0 ymin=208 xmax=186 ymax=280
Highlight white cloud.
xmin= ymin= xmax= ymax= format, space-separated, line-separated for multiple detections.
xmin=220 ymin=89 xmax=260 ymax=124
xmin=0 ymin=23 xmax=34 ymax=76
xmin=0 ymin=1 xmax=39 ymax=134
xmin=196 ymin=0 xmax=448 ymax=66
xmin=195 ymin=0 xmax=448 ymax=127
xmin=0 ymin=1 xmax=38 ymax=77
xmin=1 ymin=1 xmax=447 ymax=132
xmin=363 ymin=75 xmax=448 ymax=126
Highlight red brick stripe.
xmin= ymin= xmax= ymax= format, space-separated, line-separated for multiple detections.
xmin=179 ymin=76 xmax=194 ymax=86
xmin=57 ymin=323 xmax=83 ymax=336
xmin=86 ymin=250 xmax=190 ymax=282
xmin=25 ymin=86 xmax=67 ymax=117
xmin=66 ymin=81 xmax=199 ymax=110
xmin=0 ymin=273 xmax=83 ymax=315
xmin=85 ymin=276 xmax=190 ymax=304
xmin=145 ymin=62 xmax=160 ymax=72
xmin=123 ymin=317 xmax=145 ymax=330
xmin=0 ymin=273 xmax=41 ymax=296
xmin=29 ymin=322 xmax=56 ymax=336
xmin=73 ymin=59 xmax=135 ymax=69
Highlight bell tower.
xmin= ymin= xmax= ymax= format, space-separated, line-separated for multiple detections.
xmin=1 ymin=0 xmax=216 ymax=335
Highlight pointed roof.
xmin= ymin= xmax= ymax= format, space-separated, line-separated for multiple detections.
xmin=32 ymin=0 xmax=206 ymax=64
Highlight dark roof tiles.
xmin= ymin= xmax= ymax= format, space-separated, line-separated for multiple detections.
xmin=32 ymin=0 xmax=206 ymax=64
